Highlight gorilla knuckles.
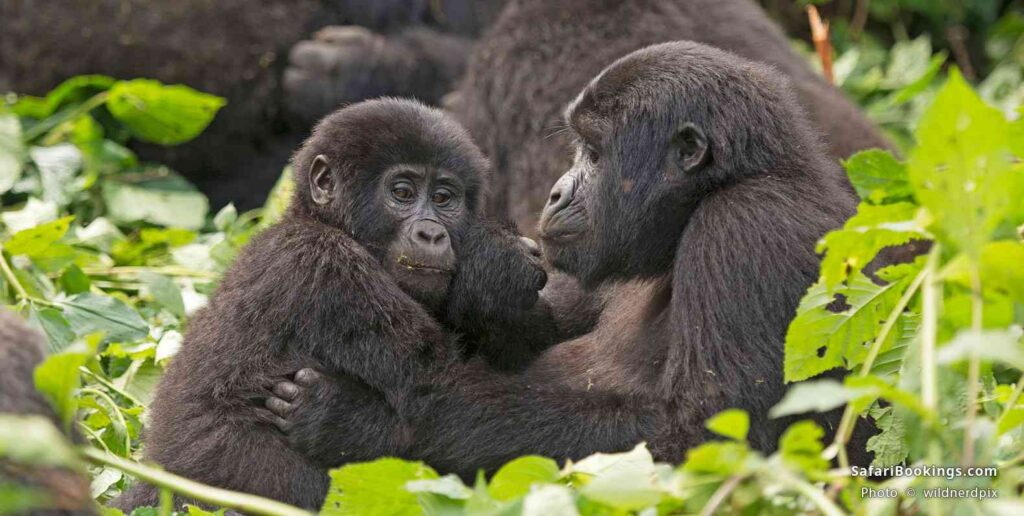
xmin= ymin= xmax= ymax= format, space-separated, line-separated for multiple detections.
xmin=293 ymin=99 xmax=488 ymax=309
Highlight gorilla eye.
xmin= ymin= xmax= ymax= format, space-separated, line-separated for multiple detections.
xmin=391 ymin=184 xmax=415 ymax=202
xmin=585 ymin=145 xmax=600 ymax=164
xmin=431 ymin=189 xmax=453 ymax=207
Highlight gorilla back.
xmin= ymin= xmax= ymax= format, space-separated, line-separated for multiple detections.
xmin=455 ymin=0 xmax=892 ymax=229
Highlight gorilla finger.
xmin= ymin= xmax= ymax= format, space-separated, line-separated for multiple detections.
xmin=315 ymin=26 xmax=377 ymax=46
xmin=265 ymin=397 xmax=292 ymax=417
xmin=273 ymin=381 xmax=301 ymax=401
xmin=255 ymin=408 xmax=292 ymax=434
xmin=519 ymin=236 xmax=542 ymax=258
xmin=294 ymin=368 xmax=325 ymax=386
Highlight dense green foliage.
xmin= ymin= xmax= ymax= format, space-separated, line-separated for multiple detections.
xmin=1 ymin=3 xmax=1023 ymax=515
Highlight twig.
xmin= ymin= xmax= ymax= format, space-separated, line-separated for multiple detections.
xmin=80 ymin=447 xmax=312 ymax=516
xmin=851 ymin=0 xmax=871 ymax=39
xmin=962 ymin=265 xmax=983 ymax=466
xmin=0 ymin=244 xmax=31 ymax=301
xmin=945 ymin=25 xmax=975 ymax=81
xmin=807 ymin=5 xmax=834 ymax=85
xmin=700 ymin=474 xmax=746 ymax=516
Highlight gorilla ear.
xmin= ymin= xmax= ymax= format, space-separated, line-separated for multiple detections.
xmin=309 ymin=154 xmax=335 ymax=205
xmin=673 ymin=123 xmax=710 ymax=174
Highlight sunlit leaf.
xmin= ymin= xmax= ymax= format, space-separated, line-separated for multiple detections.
xmin=106 ymin=79 xmax=226 ymax=145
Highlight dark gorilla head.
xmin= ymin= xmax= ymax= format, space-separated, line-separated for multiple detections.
xmin=291 ymin=98 xmax=488 ymax=307
xmin=538 ymin=41 xmax=829 ymax=286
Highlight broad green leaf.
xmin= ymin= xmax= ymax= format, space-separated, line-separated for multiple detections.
xmin=0 ymin=113 xmax=24 ymax=194
xmin=881 ymin=36 xmax=933 ymax=90
xmin=682 ymin=441 xmax=750 ymax=476
xmin=937 ymin=328 xmax=1024 ymax=370
xmin=522 ymin=485 xmax=579 ymax=516
xmin=778 ymin=421 xmax=829 ymax=475
xmin=4 ymin=216 xmax=75 ymax=257
xmin=28 ymin=306 xmax=75 ymax=353
xmin=140 ymin=272 xmax=185 ymax=318
xmin=101 ymin=169 xmax=209 ymax=229
xmin=705 ymin=409 xmax=749 ymax=441
xmin=58 ymin=264 xmax=91 ymax=295
xmin=944 ymin=241 xmax=1024 ymax=302
xmin=909 ymin=69 xmax=1024 ymax=259
xmin=12 ymin=75 xmax=116 ymax=119
xmin=106 ymin=79 xmax=226 ymax=145
xmin=769 ymin=379 xmax=871 ymax=418
xmin=866 ymin=406 xmax=908 ymax=468
xmin=59 ymin=293 xmax=149 ymax=342
xmin=568 ymin=444 xmax=661 ymax=510
xmin=0 ymin=415 xmax=80 ymax=467
xmin=33 ymin=347 xmax=91 ymax=428
xmin=1 ymin=198 xmax=59 ymax=233
xmin=113 ymin=360 xmax=163 ymax=406
xmin=488 ymin=456 xmax=560 ymax=501
xmin=213 ymin=203 xmax=238 ymax=232
xmin=321 ymin=458 xmax=438 ymax=515
xmin=406 ymin=474 xmax=472 ymax=500
xmin=30 ymin=144 xmax=83 ymax=208
xmin=784 ymin=273 xmax=910 ymax=382
xmin=817 ymin=202 xmax=924 ymax=289
xmin=843 ymin=150 xmax=913 ymax=204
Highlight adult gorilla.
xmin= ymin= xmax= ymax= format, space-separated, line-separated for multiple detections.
xmin=453 ymin=0 xmax=893 ymax=230
xmin=0 ymin=0 xmax=504 ymax=209
xmin=270 ymin=42 xmax=874 ymax=477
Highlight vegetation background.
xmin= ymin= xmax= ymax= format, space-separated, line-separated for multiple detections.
xmin=1 ymin=0 xmax=1023 ymax=514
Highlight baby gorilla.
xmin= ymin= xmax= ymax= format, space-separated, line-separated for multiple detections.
xmin=112 ymin=98 xmax=549 ymax=510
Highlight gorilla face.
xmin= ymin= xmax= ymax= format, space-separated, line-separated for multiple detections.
xmin=537 ymin=77 xmax=711 ymax=287
xmin=308 ymin=154 xmax=468 ymax=308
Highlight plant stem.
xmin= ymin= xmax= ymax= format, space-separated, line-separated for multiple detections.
xmin=24 ymin=91 xmax=110 ymax=142
xmin=78 ymin=265 xmax=218 ymax=280
xmin=920 ymin=245 xmax=943 ymax=516
xmin=0 ymin=246 xmax=30 ymax=301
xmin=80 ymin=387 xmax=132 ymax=454
xmin=780 ymin=472 xmax=845 ymax=516
xmin=80 ymin=447 xmax=312 ymax=516
xmin=962 ymin=265 xmax=983 ymax=467
xmin=700 ymin=474 xmax=746 ymax=516
xmin=830 ymin=267 xmax=928 ymax=466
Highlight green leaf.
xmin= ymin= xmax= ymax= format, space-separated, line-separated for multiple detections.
xmin=28 ymin=306 xmax=75 ymax=353
xmin=33 ymin=347 xmax=91 ymax=428
xmin=101 ymin=169 xmax=209 ymax=230
xmin=568 ymin=444 xmax=661 ymax=510
xmin=705 ymin=409 xmax=749 ymax=441
xmin=30 ymin=144 xmax=83 ymax=208
xmin=4 ymin=216 xmax=75 ymax=257
xmin=843 ymin=150 xmax=913 ymax=204
xmin=58 ymin=265 xmax=91 ymax=295
xmin=59 ymin=293 xmax=149 ymax=342
xmin=937 ymin=328 xmax=1024 ymax=370
xmin=682 ymin=441 xmax=750 ymax=476
xmin=321 ymin=458 xmax=438 ymax=516
xmin=909 ymin=69 xmax=1024 ymax=258
xmin=778 ymin=421 xmax=829 ymax=475
xmin=406 ymin=474 xmax=472 ymax=500
xmin=113 ymin=359 xmax=163 ymax=406
xmin=817 ymin=202 xmax=924 ymax=289
xmin=944 ymin=241 xmax=1024 ymax=303
xmin=213 ymin=203 xmax=238 ymax=232
xmin=139 ymin=272 xmax=185 ymax=318
xmin=784 ymin=273 xmax=911 ymax=382
xmin=866 ymin=406 xmax=908 ymax=468
xmin=769 ymin=380 xmax=871 ymax=418
xmin=106 ymin=79 xmax=226 ymax=145
xmin=522 ymin=485 xmax=579 ymax=516
xmin=13 ymin=75 xmax=116 ymax=119
xmin=0 ymin=113 xmax=25 ymax=194
xmin=488 ymin=456 xmax=560 ymax=501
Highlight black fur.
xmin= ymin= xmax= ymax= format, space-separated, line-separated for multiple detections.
xmin=453 ymin=0 xmax=893 ymax=230
xmin=0 ymin=310 xmax=94 ymax=515
xmin=110 ymin=98 xmax=556 ymax=510
xmin=274 ymin=42 xmax=872 ymax=479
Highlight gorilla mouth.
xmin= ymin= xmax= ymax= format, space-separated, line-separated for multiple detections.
xmin=396 ymin=255 xmax=453 ymax=274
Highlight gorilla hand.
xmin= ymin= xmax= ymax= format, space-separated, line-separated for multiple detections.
xmin=266 ymin=368 xmax=414 ymax=468
xmin=445 ymin=220 xmax=548 ymax=329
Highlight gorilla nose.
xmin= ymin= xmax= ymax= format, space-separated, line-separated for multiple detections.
xmin=542 ymin=175 xmax=576 ymax=221
xmin=412 ymin=220 xmax=448 ymax=247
